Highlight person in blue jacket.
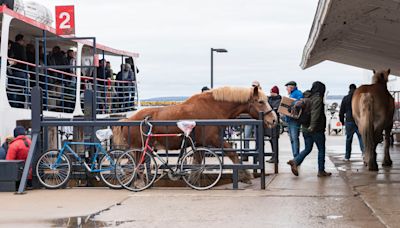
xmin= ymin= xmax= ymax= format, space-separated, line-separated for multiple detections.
xmin=285 ymin=81 xmax=303 ymax=158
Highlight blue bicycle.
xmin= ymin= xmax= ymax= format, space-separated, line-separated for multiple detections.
xmin=36 ymin=129 xmax=133 ymax=189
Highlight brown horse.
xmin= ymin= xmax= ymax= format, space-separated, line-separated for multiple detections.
xmin=352 ymin=69 xmax=395 ymax=171
xmin=113 ymin=86 xmax=278 ymax=183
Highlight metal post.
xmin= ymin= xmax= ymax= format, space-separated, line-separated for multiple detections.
xmin=102 ymin=50 xmax=105 ymax=113
xmin=17 ymin=86 xmax=42 ymax=194
xmin=273 ymin=126 xmax=279 ymax=174
xmin=210 ymin=48 xmax=213 ymax=89
xmin=258 ymin=112 xmax=266 ymax=190
xmin=43 ymin=30 xmax=48 ymax=110
xmin=35 ymin=39 xmax=40 ymax=86
xmin=92 ymin=38 xmax=97 ymax=118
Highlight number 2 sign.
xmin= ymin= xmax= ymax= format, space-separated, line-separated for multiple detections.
xmin=55 ymin=6 xmax=75 ymax=35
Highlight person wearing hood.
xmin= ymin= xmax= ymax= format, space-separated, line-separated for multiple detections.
xmin=6 ymin=126 xmax=31 ymax=161
xmin=285 ymin=81 xmax=303 ymax=159
xmin=339 ymin=84 xmax=364 ymax=161
xmin=287 ymin=81 xmax=332 ymax=177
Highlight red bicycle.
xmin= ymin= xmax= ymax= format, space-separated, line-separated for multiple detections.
xmin=115 ymin=118 xmax=223 ymax=191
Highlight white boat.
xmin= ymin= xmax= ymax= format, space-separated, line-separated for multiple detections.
xmin=0 ymin=5 xmax=140 ymax=141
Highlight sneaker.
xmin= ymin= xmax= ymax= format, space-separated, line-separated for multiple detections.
xmin=342 ymin=158 xmax=350 ymax=162
xmin=317 ymin=170 xmax=332 ymax=177
xmin=287 ymin=160 xmax=299 ymax=176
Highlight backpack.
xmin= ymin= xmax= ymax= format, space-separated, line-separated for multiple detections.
xmin=292 ymin=97 xmax=312 ymax=125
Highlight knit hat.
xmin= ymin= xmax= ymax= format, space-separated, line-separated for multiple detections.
xmin=13 ymin=126 xmax=26 ymax=137
xmin=270 ymin=86 xmax=279 ymax=94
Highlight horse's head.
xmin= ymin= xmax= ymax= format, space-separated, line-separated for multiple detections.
xmin=372 ymin=69 xmax=391 ymax=84
xmin=248 ymin=86 xmax=277 ymax=128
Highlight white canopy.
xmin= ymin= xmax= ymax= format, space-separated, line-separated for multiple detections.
xmin=301 ymin=0 xmax=400 ymax=75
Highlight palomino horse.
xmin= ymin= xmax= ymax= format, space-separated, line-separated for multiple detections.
xmin=352 ymin=69 xmax=394 ymax=171
xmin=113 ymin=86 xmax=278 ymax=183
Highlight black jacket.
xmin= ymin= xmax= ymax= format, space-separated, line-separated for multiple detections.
xmin=308 ymin=81 xmax=326 ymax=133
xmin=10 ymin=42 xmax=26 ymax=69
xmin=339 ymin=89 xmax=355 ymax=124
xmin=268 ymin=95 xmax=281 ymax=112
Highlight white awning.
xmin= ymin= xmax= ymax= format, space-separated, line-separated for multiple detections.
xmin=301 ymin=0 xmax=400 ymax=75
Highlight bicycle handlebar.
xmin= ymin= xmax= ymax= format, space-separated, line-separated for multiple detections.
xmin=141 ymin=117 xmax=153 ymax=136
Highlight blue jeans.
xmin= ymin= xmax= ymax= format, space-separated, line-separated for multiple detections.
xmin=294 ymin=131 xmax=326 ymax=172
xmin=345 ymin=122 xmax=364 ymax=159
xmin=288 ymin=122 xmax=300 ymax=158
xmin=244 ymin=125 xmax=253 ymax=149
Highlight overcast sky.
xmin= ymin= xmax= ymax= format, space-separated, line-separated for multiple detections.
xmin=35 ymin=0 xmax=366 ymax=99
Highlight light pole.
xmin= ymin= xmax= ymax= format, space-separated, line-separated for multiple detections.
xmin=211 ymin=48 xmax=228 ymax=88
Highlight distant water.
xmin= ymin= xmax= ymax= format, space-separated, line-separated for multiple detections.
xmin=326 ymin=95 xmax=344 ymax=106
xmin=142 ymin=95 xmax=345 ymax=104
xmin=141 ymin=96 xmax=188 ymax=102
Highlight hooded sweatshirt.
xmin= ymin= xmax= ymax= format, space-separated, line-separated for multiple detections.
xmin=308 ymin=81 xmax=326 ymax=132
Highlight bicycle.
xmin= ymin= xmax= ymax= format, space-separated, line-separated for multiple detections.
xmin=115 ymin=118 xmax=223 ymax=191
xmin=36 ymin=128 xmax=133 ymax=189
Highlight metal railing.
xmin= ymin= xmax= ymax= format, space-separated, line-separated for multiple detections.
xmin=37 ymin=118 xmax=272 ymax=190
xmin=80 ymin=75 xmax=137 ymax=114
xmin=5 ymin=58 xmax=137 ymax=114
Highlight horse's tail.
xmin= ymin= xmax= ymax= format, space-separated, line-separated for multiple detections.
xmin=112 ymin=118 xmax=129 ymax=149
xmin=360 ymin=93 xmax=375 ymax=161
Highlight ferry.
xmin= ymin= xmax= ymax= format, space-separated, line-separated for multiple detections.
xmin=0 ymin=3 xmax=139 ymax=141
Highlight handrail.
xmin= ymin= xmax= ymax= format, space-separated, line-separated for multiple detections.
xmin=6 ymin=57 xmax=138 ymax=113
xmin=8 ymin=57 xmax=77 ymax=78
xmin=9 ymin=57 xmax=137 ymax=84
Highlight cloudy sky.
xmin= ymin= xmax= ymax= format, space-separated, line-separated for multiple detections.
xmin=35 ymin=0 xmax=366 ymax=99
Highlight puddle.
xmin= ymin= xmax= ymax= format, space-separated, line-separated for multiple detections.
xmin=51 ymin=202 xmax=134 ymax=227
xmin=316 ymin=215 xmax=344 ymax=220
xmin=326 ymin=215 xmax=343 ymax=220
xmin=52 ymin=216 xmax=135 ymax=227
xmin=52 ymin=216 xmax=107 ymax=227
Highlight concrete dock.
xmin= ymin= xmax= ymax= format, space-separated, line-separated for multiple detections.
xmin=0 ymin=134 xmax=399 ymax=227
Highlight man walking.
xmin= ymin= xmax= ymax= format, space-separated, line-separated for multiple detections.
xmin=287 ymin=81 xmax=332 ymax=177
xmin=339 ymin=84 xmax=364 ymax=161
xmin=285 ymin=81 xmax=303 ymax=158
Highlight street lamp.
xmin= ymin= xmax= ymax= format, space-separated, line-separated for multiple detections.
xmin=211 ymin=48 xmax=228 ymax=88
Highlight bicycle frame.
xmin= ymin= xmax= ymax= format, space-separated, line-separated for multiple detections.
xmin=138 ymin=132 xmax=194 ymax=172
xmin=54 ymin=141 xmax=115 ymax=173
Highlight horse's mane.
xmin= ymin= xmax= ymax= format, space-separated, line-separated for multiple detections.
xmin=209 ymin=86 xmax=267 ymax=103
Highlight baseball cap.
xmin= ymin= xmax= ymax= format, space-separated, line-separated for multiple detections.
xmin=285 ymin=81 xmax=297 ymax=87
xmin=252 ymin=80 xmax=260 ymax=87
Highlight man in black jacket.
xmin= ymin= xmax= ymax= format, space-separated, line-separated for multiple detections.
xmin=287 ymin=81 xmax=332 ymax=177
xmin=339 ymin=84 xmax=364 ymax=161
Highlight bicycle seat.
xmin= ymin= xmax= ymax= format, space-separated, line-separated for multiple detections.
xmin=177 ymin=121 xmax=196 ymax=136
xmin=96 ymin=129 xmax=113 ymax=142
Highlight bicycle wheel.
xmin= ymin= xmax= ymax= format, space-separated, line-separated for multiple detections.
xmin=36 ymin=149 xmax=71 ymax=189
xmin=116 ymin=149 xmax=157 ymax=192
xmin=181 ymin=148 xmax=222 ymax=190
xmin=99 ymin=149 xmax=125 ymax=189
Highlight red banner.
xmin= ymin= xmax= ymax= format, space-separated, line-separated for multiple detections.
xmin=55 ymin=6 xmax=75 ymax=35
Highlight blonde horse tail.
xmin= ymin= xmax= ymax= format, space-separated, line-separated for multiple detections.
xmin=360 ymin=93 xmax=375 ymax=168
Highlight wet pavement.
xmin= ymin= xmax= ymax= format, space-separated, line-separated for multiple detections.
xmin=0 ymin=134 xmax=399 ymax=227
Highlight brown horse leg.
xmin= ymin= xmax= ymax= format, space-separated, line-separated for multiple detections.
xmin=368 ymin=141 xmax=379 ymax=171
xmin=382 ymin=128 xmax=393 ymax=167
xmin=221 ymin=141 xmax=253 ymax=184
